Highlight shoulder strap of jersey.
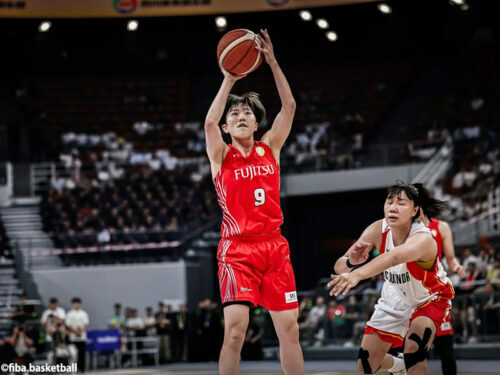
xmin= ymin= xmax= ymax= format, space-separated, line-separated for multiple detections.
xmin=380 ymin=219 xmax=390 ymax=255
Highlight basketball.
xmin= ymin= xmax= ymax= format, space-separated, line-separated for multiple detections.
xmin=217 ymin=29 xmax=263 ymax=76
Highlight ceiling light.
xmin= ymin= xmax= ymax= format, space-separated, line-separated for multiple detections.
xmin=39 ymin=21 xmax=51 ymax=32
xmin=215 ymin=16 xmax=227 ymax=29
xmin=316 ymin=19 xmax=329 ymax=29
xmin=377 ymin=3 xmax=392 ymax=14
xmin=127 ymin=20 xmax=138 ymax=31
xmin=299 ymin=10 xmax=312 ymax=21
xmin=326 ymin=31 xmax=338 ymax=42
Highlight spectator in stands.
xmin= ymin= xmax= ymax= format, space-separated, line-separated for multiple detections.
xmin=461 ymin=247 xmax=480 ymax=270
xmin=9 ymin=294 xmax=37 ymax=324
xmin=172 ymin=303 xmax=187 ymax=362
xmin=307 ymin=296 xmax=327 ymax=346
xmin=4 ymin=325 xmax=34 ymax=365
xmin=41 ymin=298 xmax=66 ymax=351
xmin=108 ymin=303 xmax=126 ymax=332
xmin=155 ymin=302 xmax=172 ymax=363
xmin=460 ymin=262 xmax=481 ymax=292
xmin=344 ymin=295 xmax=362 ymax=343
xmin=482 ymin=281 xmax=500 ymax=334
xmin=487 ymin=258 xmax=500 ymax=285
xmin=144 ymin=307 xmax=156 ymax=336
xmin=48 ymin=323 xmax=77 ymax=367
xmin=242 ymin=314 xmax=263 ymax=361
xmin=327 ymin=299 xmax=347 ymax=342
xmin=65 ymin=297 xmax=89 ymax=372
xmin=297 ymin=297 xmax=312 ymax=342
xmin=0 ymin=335 xmax=17 ymax=365
xmin=125 ymin=308 xmax=145 ymax=337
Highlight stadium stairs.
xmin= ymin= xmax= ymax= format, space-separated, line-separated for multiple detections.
xmin=0 ymin=258 xmax=21 ymax=337
xmin=0 ymin=197 xmax=61 ymax=269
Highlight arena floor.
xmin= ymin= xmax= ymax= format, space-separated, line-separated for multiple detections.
xmin=85 ymin=360 xmax=500 ymax=374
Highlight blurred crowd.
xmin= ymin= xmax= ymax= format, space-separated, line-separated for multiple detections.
xmin=41 ymin=166 xmax=217 ymax=250
xmin=0 ymin=296 xmax=89 ymax=372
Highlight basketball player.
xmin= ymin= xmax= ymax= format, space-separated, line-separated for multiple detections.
xmin=328 ymin=182 xmax=454 ymax=375
xmin=204 ymin=29 xmax=303 ymax=375
xmin=421 ymin=213 xmax=464 ymax=375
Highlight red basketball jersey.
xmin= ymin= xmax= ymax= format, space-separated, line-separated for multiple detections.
xmin=213 ymin=141 xmax=283 ymax=238
xmin=428 ymin=219 xmax=443 ymax=261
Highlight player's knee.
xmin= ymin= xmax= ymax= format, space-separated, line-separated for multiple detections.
xmin=277 ymin=320 xmax=300 ymax=344
xmin=404 ymin=337 xmax=419 ymax=353
xmin=404 ymin=328 xmax=432 ymax=370
xmin=225 ymin=323 xmax=247 ymax=347
xmin=357 ymin=348 xmax=375 ymax=374
xmin=357 ymin=359 xmax=376 ymax=374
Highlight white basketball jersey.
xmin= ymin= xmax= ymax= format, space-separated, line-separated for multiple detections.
xmin=379 ymin=219 xmax=454 ymax=308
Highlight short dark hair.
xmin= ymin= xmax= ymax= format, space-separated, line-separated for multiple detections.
xmin=386 ymin=181 xmax=448 ymax=220
xmin=49 ymin=298 xmax=58 ymax=304
xmin=114 ymin=303 xmax=122 ymax=309
xmin=71 ymin=297 xmax=81 ymax=304
xmin=220 ymin=92 xmax=266 ymax=126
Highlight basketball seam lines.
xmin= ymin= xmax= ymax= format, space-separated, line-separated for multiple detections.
xmin=228 ymin=33 xmax=257 ymax=72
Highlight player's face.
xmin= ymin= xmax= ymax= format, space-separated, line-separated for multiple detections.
xmin=223 ymin=103 xmax=258 ymax=139
xmin=384 ymin=190 xmax=419 ymax=227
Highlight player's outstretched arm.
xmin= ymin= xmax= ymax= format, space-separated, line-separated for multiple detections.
xmin=205 ymin=67 xmax=246 ymax=175
xmin=258 ymin=29 xmax=296 ymax=155
xmin=334 ymin=220 xmax=382 ymax=275
xmin=329 ymin=232 xmax=437 ymax=296
xmin=440 ymin=221 xmax=465 ymax=278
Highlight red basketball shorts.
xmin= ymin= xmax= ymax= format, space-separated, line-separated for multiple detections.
xmin=217 ymin=230 xmax=298 ymax=311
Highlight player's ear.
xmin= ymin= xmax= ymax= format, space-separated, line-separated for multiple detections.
xmin=221 ymin=123 xmax=229 ymax=134
xmin=254 ymin=122 xmax=258 ymax=132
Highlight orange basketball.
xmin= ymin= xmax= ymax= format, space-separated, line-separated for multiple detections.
xmin=217 ymin=29 xmax=263 ymax=76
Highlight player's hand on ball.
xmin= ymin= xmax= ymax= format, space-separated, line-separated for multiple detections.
xmin=256 ymin=29 xmax=276 ymax=65
xmin=328 ymin=273 xmax=360 ymax=296
xmin=219 ymin=60 xmax=247 ymax=82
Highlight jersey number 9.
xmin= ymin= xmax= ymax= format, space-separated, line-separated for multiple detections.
xmin=254 ymin=188 xmax=266 ymax=207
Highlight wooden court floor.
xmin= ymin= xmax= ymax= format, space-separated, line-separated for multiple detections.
xmin=85 ymin=360 xmax=500 ymax=375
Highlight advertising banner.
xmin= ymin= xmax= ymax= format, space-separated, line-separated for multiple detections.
xmin=0 ymin=0 xmax=376 ymax=18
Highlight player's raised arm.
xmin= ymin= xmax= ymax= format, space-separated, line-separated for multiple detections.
xmin=258 ymin=29 xmax=296 ymax=154
xmin=334 ymin=220 xmax=382 ymax=275
xmin=204 ymin=67 xmax=246 ymax=175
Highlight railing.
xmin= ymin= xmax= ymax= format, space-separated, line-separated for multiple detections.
xmin=412 ymin=136 xmax=453 ymax=186
xmin=280 ymin=143 xmax=409 ymax=174
xmin=89 ymin=336 xmax=160 ymax=370
xmin=30 ymin=162 xmax=72 ymax=197
xmin=15 ymin=217 xmax=219 ymax=269
xmin=0 ymin=162 xmax=13 ymax=204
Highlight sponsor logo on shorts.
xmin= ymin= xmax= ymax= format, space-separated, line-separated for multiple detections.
xmin=240 ymin=287 xmax=252 ymax=292
xmin=441 ymin=322 xmax=451 ymax=331
xmin=285 ymin=291 xmax=297 ymax=303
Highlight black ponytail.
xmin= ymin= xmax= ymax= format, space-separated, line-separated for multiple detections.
xmin=387 ymin=181 xmax=448 ymax=220
xmin=412 ymin=183 xmax=448 ymax=219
